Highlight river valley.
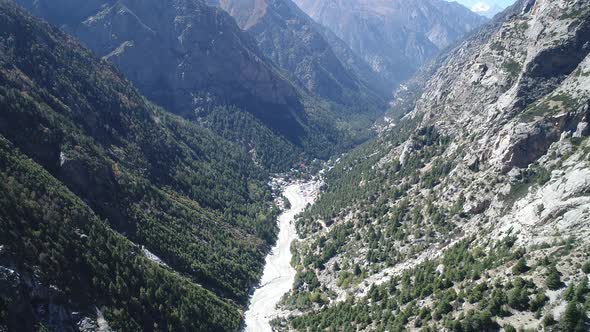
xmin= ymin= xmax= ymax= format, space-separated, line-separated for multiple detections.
xmin=243 ymin=180 xmax=320 ymax=331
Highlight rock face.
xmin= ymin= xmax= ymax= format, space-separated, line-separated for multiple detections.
xmin=15 ymin=0 xmax=306 ymax=140
xmin=293 ymin=0 xmax=488 ymax=89
xmin=208 ymin=0 xmax=388 ymax=109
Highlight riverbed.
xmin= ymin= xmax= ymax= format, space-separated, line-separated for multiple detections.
xmin=243 ymin=180 xmax=320 ymax=332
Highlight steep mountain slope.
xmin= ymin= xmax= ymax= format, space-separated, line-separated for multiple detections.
xmin=15 ymin=0 xmax=306 ymax=142
xmin=14 ymin=0 xmax=389 ymax=168
xmin=293 ymin=0 xmax=487 ymax=89
xmin=280 ymin=0 xmax=590 ymax=330
xmin=0 ymin=1 xmax=280 ymax=330
xmin=208 ymin=0 xmax=389 ymax=108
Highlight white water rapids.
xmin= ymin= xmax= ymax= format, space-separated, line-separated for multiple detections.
xmin=243 ymin=181 xmax=320 ymax=332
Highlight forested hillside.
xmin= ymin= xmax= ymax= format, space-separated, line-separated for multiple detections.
xmin=280 ymin=0 xmax=590 ymax=330
xmin=0 ymin=1 xmax=278 ymax=330
xmin=0 ymin=137 xmax=240 ymax=331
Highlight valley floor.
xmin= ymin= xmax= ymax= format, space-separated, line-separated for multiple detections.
xmin=244 ymin=180 xmax=321 ymax=331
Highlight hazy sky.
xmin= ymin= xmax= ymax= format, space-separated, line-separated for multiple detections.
xmin=448 ymin=0 xmax=516 ymax=16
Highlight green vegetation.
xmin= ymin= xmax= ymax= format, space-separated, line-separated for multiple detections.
xmin=490 ymin=41 xmax=506 ymax=52
xmin=198 ymin=105 xmax=302 ymax=172
xmin=558 ymin=276 xmax=590 ymax=331
xmin=290 ymin=238 xmax=527 ymax=331
xmin=502 ymin=59 xmax=522 ymax=78
xmin=297 ymin=119 xmax=447 ymax=235
xmin=290 ymin=237 xmax=589 ymax=331
xmin=512 ymin=257 xmax=529 ymax=274
xmin=520 ymin=101 xmax=554 ymax=122
xmin=0 ymin=2 xmax=282 ymax=329
xmin=514 ymin=22 xmax=529 ymax=32
xmin=504 ymin=324 xmax=517 ymax=332
xmin=521 ymin=92 xmax=580 ymax=122
xmin=559 ymin=8 xmax=589 ymax=20
xmin=0 ymin=137 xmax=240 ymax=331
xmin=530 ymin=290 xmax=548 ymax=312
xmin=546 ymin=265 xmax=563 ymax=290
xmin=505 ymin=165 xmax=551 ymax=204
xmin=560 ymin=301 xmax=587 ymax=332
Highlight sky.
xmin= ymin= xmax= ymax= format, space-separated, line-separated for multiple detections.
xmin=448 ymin=0 xmax=516 ymax=17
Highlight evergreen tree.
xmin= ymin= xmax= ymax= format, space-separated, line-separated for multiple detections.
xmin=353 ymin=264 xmax=362 ymax=276
xmin=564 ymin=283 xmax=576 ymax=301
xmin=546 ymin=265 xmax=563 ymax=290
xmin=559 ymin=301 xmax=585 ymax=332
xmin=530 ymin=290 xmax=547 ymax=312
xmin=574 ymin=276 xmax=588 ymax=302
xmin=543 ymin=313 xmax=556 ymax=328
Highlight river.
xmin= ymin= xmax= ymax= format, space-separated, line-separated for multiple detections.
xmin=243 ymin=180 xmax=320 ymax=332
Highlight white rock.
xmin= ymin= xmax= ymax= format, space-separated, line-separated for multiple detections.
xmin=573 ymin=122 xmax=588 ymax=138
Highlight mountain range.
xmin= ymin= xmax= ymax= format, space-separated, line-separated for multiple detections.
xmin=0 ymin=0 xmax=278 ymax=329
xmin=2 ymin=0 xmax=589 ymax=331
xmin=293 ymin=0 xmax=488 ymax=88
xmin=207 ymin=0 xmax=388 ymax=106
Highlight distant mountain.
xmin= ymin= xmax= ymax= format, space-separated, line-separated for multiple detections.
xmin=472 ymin=3 xmax=504 ymax=17
xmin=207 ymin=0 xmax=390 ymax=105
xmin=293 ymin=0 xmax=488 ymax=89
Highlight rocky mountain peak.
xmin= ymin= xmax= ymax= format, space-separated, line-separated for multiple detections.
xmin=293 ymin=0 xmax=488 ymax=89
xmin=208 ymin=0 xmax=390 ymax=107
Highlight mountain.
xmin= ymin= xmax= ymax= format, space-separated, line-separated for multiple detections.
xmin=14 ymin=0 xmax=393 ymax=168
xmin=0 ymin=1 xmax=282 ymax=330
xmin=293 ymin=0 xmax=488 ymax=89
xmin=277 ymin=0 xmax=590 ymax=330
xmin=4 ymin=0 xmax=590 ymax=330
xmin=15 ymin=0 xmax=309 ymax=141
xmin=207 ymin=0 xmax=390 ymax=105
xmin=12 ymin=0 xmax=347 ymax=170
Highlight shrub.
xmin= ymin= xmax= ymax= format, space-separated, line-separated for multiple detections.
xmin=503 ymin=324 xmax=517 ymax=332
xmin=512 ymin=257 xmax=529 ymax=275
xmin=530 ymin=290 xmax=548 ymax=311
